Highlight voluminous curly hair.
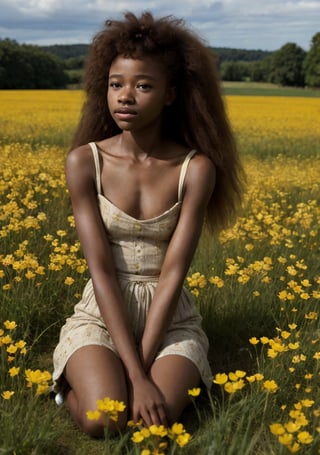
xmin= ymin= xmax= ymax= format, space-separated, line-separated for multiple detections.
xmin=71 ymin=11 xmax=245 ymax=232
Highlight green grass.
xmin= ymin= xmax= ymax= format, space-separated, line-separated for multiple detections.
xmin=222 ymin=81 xmax=320 ymax=97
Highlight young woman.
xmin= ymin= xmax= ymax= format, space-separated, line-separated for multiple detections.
xmin=52 ymin=11 xmax=244 ymax=437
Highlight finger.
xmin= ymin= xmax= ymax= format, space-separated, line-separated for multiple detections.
xmin=157 ymin=405 xmax=169 ymax=427
xmin=141 ymin=409 xmax=152 ymax=428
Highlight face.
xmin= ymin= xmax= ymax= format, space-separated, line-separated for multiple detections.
xmin=107 ymin=55 xmax=175 ymax=133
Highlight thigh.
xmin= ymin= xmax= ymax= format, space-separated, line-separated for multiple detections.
xmin=64 ymin=345 xmax=128 ymax=425
xmin=149 ymin=355 xmax=200 ymax=424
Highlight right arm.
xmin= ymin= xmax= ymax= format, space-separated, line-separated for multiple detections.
xmin=65 ymin=146 xmax=167 ymax=425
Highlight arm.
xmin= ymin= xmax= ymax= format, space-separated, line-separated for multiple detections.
xmin=65 ymin=145 xmax=170 ymax=426
xmin=139 ymin=154 xmax=216 ymax=370
xmin=65 ymin=146 xmax=145 ymax=382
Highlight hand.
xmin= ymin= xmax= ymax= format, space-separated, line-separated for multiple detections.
xmin=130 ymin=376 xmax=169 ymax=428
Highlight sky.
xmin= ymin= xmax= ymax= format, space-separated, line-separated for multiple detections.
xmin=0 ymin=0 xmax=319 ymax=51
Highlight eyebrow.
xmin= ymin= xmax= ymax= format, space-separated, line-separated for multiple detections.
xmin=109 ymin=73 xmax=156 ymax=80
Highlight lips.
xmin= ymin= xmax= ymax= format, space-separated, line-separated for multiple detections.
xmin=114 ymin=108 xmax=138 ymax=120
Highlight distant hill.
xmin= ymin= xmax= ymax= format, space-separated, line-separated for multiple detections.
xmin=211 ymin=47 xmax=272 ymax=62
xmin=41 ymin=43 xmax=272 ymax=63
xmin=41 ymin=44 xmax=89 ymax=59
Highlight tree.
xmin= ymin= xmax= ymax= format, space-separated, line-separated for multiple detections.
xmin=249 ymin=57 xmax=272 ymax=82
xmin=303 ymin=32 xmax=320 ymax=87
xmin=220 ymin=61 xmax=251 ymax=81
xmin=269 ymin=43 xmax=306 ymax=87
xmin=0 ymin=39 xmax=69 ymax=89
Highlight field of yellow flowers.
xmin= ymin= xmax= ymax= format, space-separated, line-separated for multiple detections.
xmin=0 ymin=90 xmax=319 ymax=454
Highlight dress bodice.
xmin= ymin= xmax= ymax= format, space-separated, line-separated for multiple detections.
xmin=89 ymin=142 xmax=195 ymax=277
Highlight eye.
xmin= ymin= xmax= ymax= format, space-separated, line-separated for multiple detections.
xmin=109 ymin=81 xmax=121 ymax=89
xmin=137 ymin=83 xmax=152 ymax=91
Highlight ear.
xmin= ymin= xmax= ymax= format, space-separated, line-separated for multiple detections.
xmin=165 ymin=86 xmax=176 ymax=106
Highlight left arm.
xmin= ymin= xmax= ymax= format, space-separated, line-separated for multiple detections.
xmin=140 ymin=154 xmax=216 ymax=370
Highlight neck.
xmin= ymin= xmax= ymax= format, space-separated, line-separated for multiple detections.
xmin=118 ymin=129 xmax=165 ymax=160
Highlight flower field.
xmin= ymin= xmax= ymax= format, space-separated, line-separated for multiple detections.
xmin=0 ymin=90 xmax=319 ymax=454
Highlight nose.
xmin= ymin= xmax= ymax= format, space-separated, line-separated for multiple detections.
xmin=118 ymin=85 xmax=135 ymax=105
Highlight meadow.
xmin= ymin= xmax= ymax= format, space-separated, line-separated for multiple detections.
xmin=0 ymin=88 xmax=319 ymax=454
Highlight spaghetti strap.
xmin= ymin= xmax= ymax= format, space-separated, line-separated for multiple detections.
xmin=178 ymin=150 xmax=196 ymax=202
xmin=89 ymin=142 xmax=101 ymax=194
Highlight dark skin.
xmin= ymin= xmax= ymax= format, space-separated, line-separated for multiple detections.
xmin=63 ymin=56 xmax=216 ymax=436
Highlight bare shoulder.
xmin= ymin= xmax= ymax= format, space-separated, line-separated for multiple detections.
xmin=65 ymin=143 xmax=94 ymax=171
xmin=187 ymin=153 xmax=216 ymax=189
xmin=65 ymin=144 xmax=96 ymax=192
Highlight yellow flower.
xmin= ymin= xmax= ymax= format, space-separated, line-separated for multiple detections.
xmin=235 ymin=370 xmax=246 ymax=378
xmin=267 ymin=349 xmax=278 ymax=359
xmin=86 ymin=410 xmax=102 ymax=421
xmin=170 ymin=423 xmax=184 ymax=435
xmin=288 ymin=323 xmax=297 ymax=330
xmin=254 ymin=373 xmax=264 ymax=381
xmin=176 ymin=432 xmax=192 ymax=447
xmin=224 ymin=382 xmax=236 ymax=394
xmin=213 ymin=373 xmax=228 ymax=385
xmin=300 ymin=399 xmax=314 ymax=408
xmin=36 ymin=383 xmax=50 ymax=395
xmin=260 ymin=336 xmax=269 ymax=344
xmin=209 ymin=276 xmax=224 ymax=287
xmin=305 ymin=312 xmax=318 ymax=320
xmin=1 ymin=335 xmax=12 ymax=344
xmin=64 ymin=276 xmax=74 ymax=286
xmin=9 ymin=366 xmax=20 ymax=377
xmin=288 ymin=442 xmax=300 ymax=453
xmin=249 ymin=337 xmax=259 ymax=345
xmin=263 ymin=380 xmax=278 ymax=393
xmin=3 ymin=320 xmax=17 ymax=330
xmin=297 ymin=431 xmax=313 ymax=444
xmin=131 ymin=431 xmax=145 ymax=443
xmin=270 ymin=423 xmax=285 ymax=435
xmin=149 ymin=424 xmax=168 ymax=437
xmin=2 ymin=390 xmax=15 ymax=399
xmin=288 ymin=342 xmax=300 ymax=350
xmin=25 ymin=369 xmax=52 ymax=387
xmin=278 ymin=433 xmax=293 ymax=446
xmin=285 ymin=421 xmax=301 ymax=433
xmin=188 ymin=387 xmax=201 ymax=397
xmin=25 ymin=270 xmax=35 ymax=279
xmin=15 ymin=339 xmax=27 ymax=349
xmin=96 ymin=397 xmax=126 ymax=421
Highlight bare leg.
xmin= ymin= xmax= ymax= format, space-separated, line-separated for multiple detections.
xmin=149 ymin=355 xmax=201 ymax=424
xmin=63 ymin=345 xmax=128 ymax=437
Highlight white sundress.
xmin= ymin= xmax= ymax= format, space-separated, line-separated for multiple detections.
xmin=52 ymin=142 xmax=212 ymax=390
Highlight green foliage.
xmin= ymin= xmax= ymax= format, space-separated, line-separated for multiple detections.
xmin=269 ymin=43 xmax=306 ymax=87
xmin=220 ymin=61 xmax=251 ymax=81
xmin=0 ymin=39 xmax=69 ymax=89
xmin=212 ymin=47 xmax=272 ymax=64
xmin=41 ymin=44 xmax=89 ymax=60
xmin=303 ymin=32 xmax=320 ymax=87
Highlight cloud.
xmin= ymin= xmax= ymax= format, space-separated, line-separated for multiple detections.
xmin=0 ymin=0 xmax=319 ymax=50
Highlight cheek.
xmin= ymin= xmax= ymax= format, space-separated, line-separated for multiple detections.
xmin=107 ymin=90 xmax=114 ymax=108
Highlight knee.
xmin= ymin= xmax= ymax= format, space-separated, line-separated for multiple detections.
xmin=78 ymin=411 xmax=127 ymax=438
xmin=79 ymin=416 xmax=105 ymax=438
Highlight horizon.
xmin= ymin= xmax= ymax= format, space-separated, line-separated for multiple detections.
xmin=0 ymin=1 xmax=319 ymax=53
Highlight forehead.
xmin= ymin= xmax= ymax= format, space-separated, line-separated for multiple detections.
xmin=109 ymin=55 xmax=166 ymax=79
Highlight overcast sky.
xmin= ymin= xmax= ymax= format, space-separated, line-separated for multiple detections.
xmin=0 ymin=0 xmax=319 ymax=51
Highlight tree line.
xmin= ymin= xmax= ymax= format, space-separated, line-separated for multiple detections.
xmin=218 ymin=33 xmax=320 ymax=88
xmin=0 ymin=33 xmax=319 ymax=89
